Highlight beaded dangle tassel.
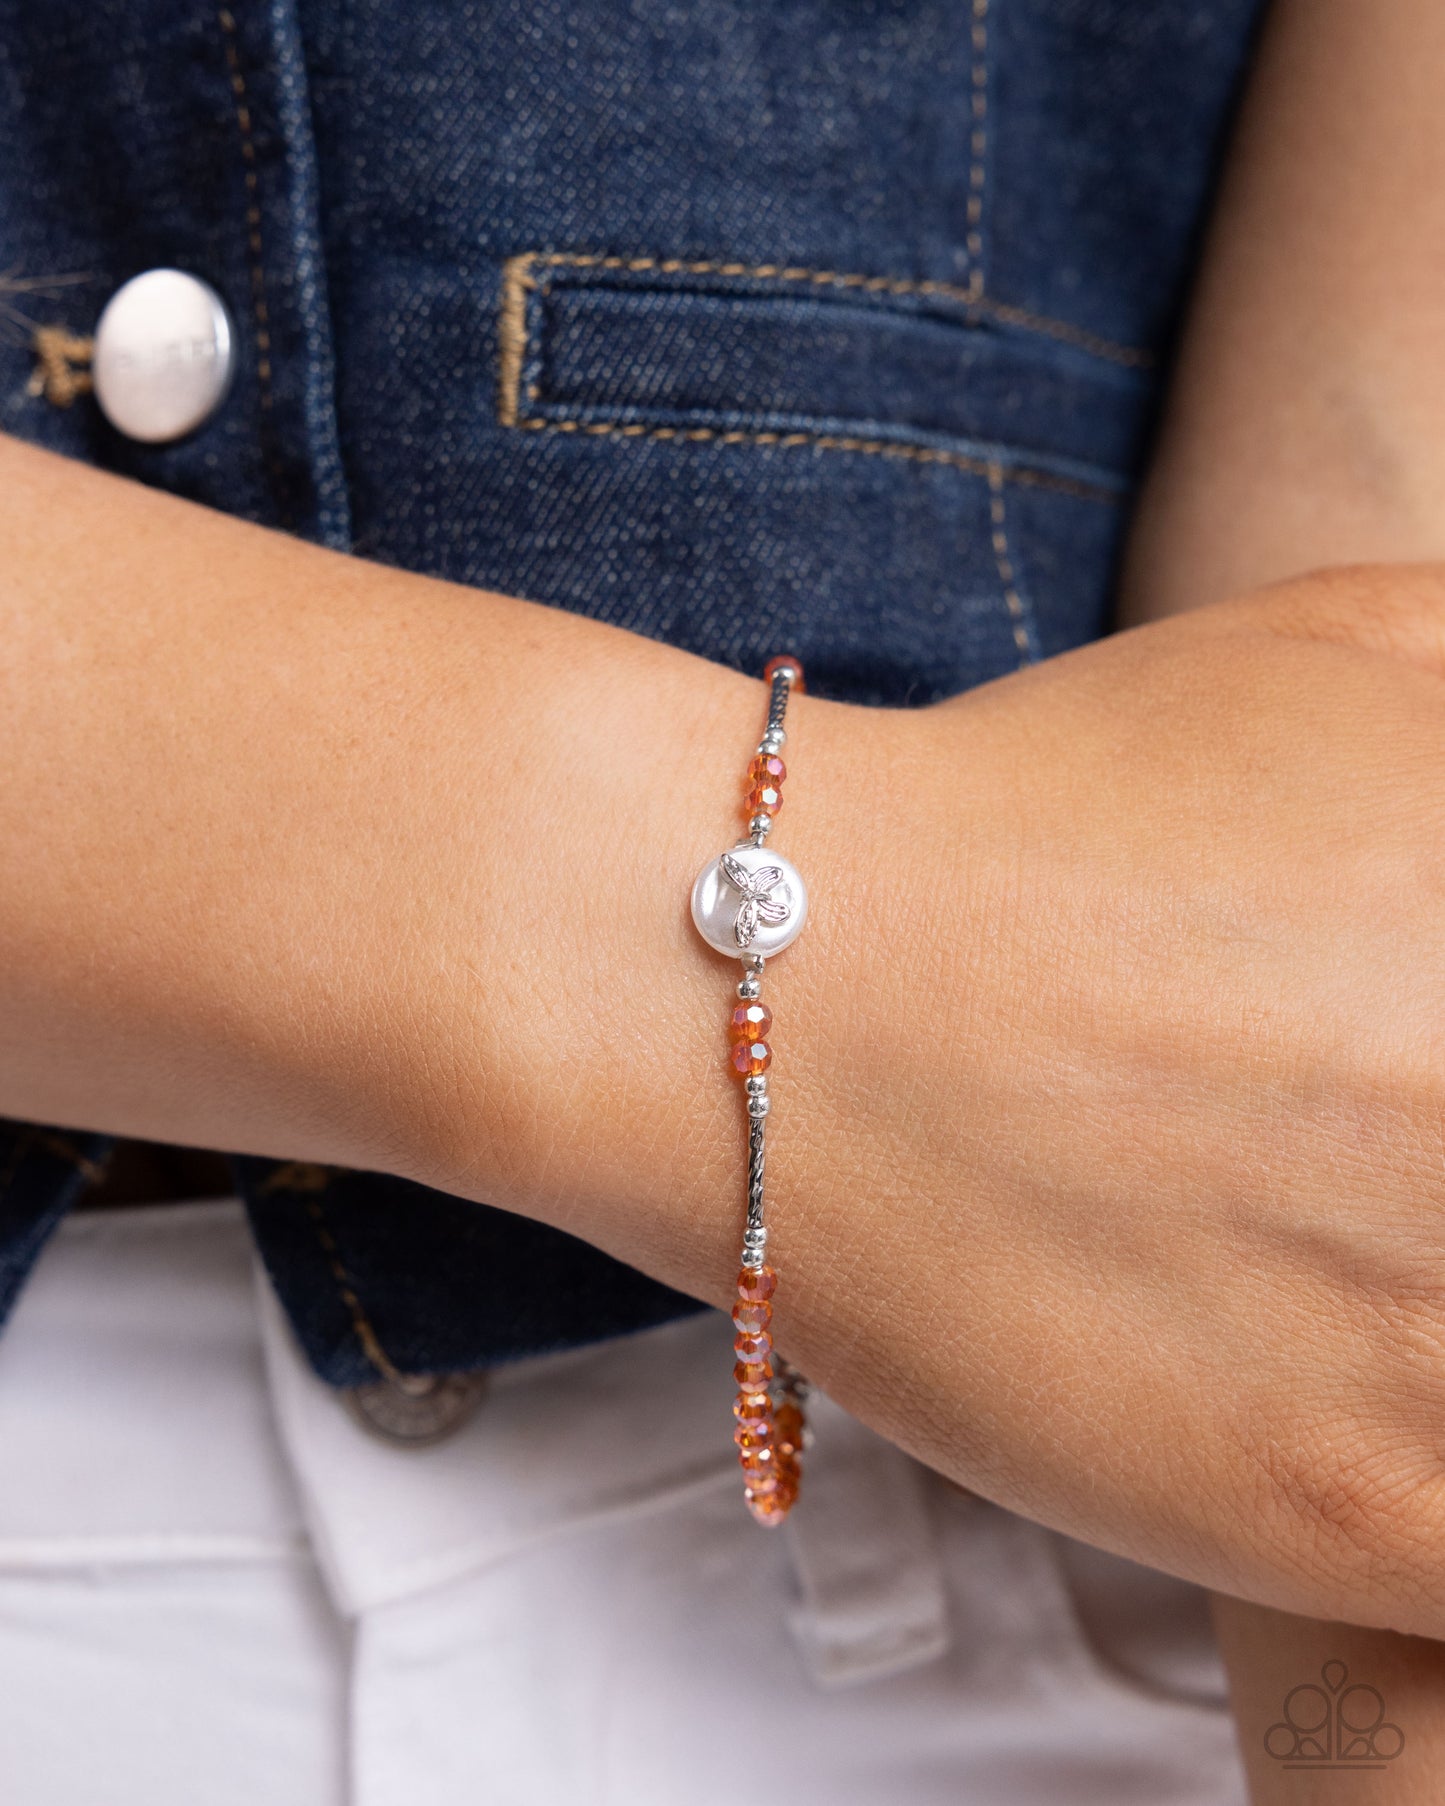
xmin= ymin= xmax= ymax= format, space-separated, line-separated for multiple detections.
xmin=690 ymin=656 xmax=811 ymax=1525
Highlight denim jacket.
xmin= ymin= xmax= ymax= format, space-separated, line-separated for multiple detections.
xmin=0 ymin=0 xmax=1264 ymax=1387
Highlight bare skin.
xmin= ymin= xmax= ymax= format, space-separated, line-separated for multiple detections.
xmin=11 ymin=425 xmax=1445 ymax=1653
xmin=1120 ymin=0 xmax=1445 ymax=1794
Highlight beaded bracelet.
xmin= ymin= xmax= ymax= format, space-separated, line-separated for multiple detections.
xmin=690 ymin=655 xmax=811 ymax=1526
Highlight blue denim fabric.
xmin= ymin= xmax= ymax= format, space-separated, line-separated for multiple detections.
xmin=0 ymin=0 xmax=1265 ymax=1384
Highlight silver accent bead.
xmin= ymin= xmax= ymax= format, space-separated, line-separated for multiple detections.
xmin=737 ymin=973 xmax=762 ymax=1000
xmin=744 ymin=1074 xmax=768 ymax=1096
xmin=758 ymin=728 xmax=786 ymax=753
xmin=747 ymin=1092 xmax=770 ymax=1118
xmin=748 ymin=813 xmax=773 ymax=841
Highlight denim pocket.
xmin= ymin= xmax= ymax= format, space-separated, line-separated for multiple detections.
xmin=490 ymin=251 xmax=1141 ymax=702
xmin=504 ymin=251 xmax=1144 ymax=487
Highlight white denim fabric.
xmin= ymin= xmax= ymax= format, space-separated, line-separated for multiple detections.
xmin=0 ymin=1200 xmax=1248 ymax=1804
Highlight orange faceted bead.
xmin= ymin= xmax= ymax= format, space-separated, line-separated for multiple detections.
xmin=734 ymin=1425 xmax=772 ymax=1453
xmin=734 ymin=1330 xmax=772 ymax=1365
xmin=729 ymin=1039 xmax=771 ymax=1078
xmin=748 ymin=753 xmax=787 ymax=789
xmin=733 ymin=1394 xmax=771 ymax=1432
xmin=763 ymin=655 xmax=805 ymax=693
xmin=744 ymin=781 xmax=783 ymax=816
xmin=734 ymin=1359 xmax=773 ymax=1390
xmin=773 ymin=1403 xmax=805 ymax=1459
xmin=727 ymin=1001 xmax=772 ymax=1044
xmin=737 ymin=1265 xmax=777 ymax=1303
xmin=732 ymin=1299 xmax=771 ymax=1336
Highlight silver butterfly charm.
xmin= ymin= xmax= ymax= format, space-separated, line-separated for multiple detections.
xmin=720 ymin=852 xmax=794 ymax=949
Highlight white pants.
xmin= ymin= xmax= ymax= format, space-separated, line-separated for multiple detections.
xmin=0 ymin=1200 xmax=1247 ymax=1804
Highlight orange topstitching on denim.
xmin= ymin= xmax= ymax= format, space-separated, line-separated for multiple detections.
xmin=259 ymin=1160 xmax=411 ymax=1383
xmin=496 ymin=250 xmax=1143 ymax=504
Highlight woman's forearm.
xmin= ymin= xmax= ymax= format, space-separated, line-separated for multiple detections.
xmin=14 ymin=432 xmax=1445 ymax=1646
xmin=0 ymin=429 xmax=863 ymax=1208
xmin=1 ymin=427 xmax=939 ymax=1318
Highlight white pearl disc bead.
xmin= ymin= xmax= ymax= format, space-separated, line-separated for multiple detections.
xmin=691 ymin=842 xmax=808 ymax=959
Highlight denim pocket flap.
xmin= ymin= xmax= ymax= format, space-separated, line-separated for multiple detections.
xmin=504 ymin=253 xmax=1148 ymax=493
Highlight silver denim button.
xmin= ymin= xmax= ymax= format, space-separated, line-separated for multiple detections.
xmin=92 ymin=269 xmax=233 ymax=443
xmin=343 ymin=1370 xmax=490 ymax=1448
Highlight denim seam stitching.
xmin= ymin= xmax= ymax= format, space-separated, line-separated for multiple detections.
xmin=966 ymin=0 xmax=989 ymax=285
xmin=512 ymin=412 xmax=1115 ymax=506
xmin=259 ymin=1161 xmax=409 ymax=1382
xmin=263 ymin=0 xmax=354 ymax=552
xmin=32 ymin=1131 xmax=109 ymax=1186
xmin=987 ymin=462 xmax=1041 ymax=667
xmin=497 ymin=253 xmax=531 ymax=425
xmin=501 ymin=249 xmax=1152 ymax=375
xmin=218 ymin=8 xmax=291 ymax=529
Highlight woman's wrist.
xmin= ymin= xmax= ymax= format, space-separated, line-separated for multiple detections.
xmin=383 ymin=643 xmax=926 ymax=1309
